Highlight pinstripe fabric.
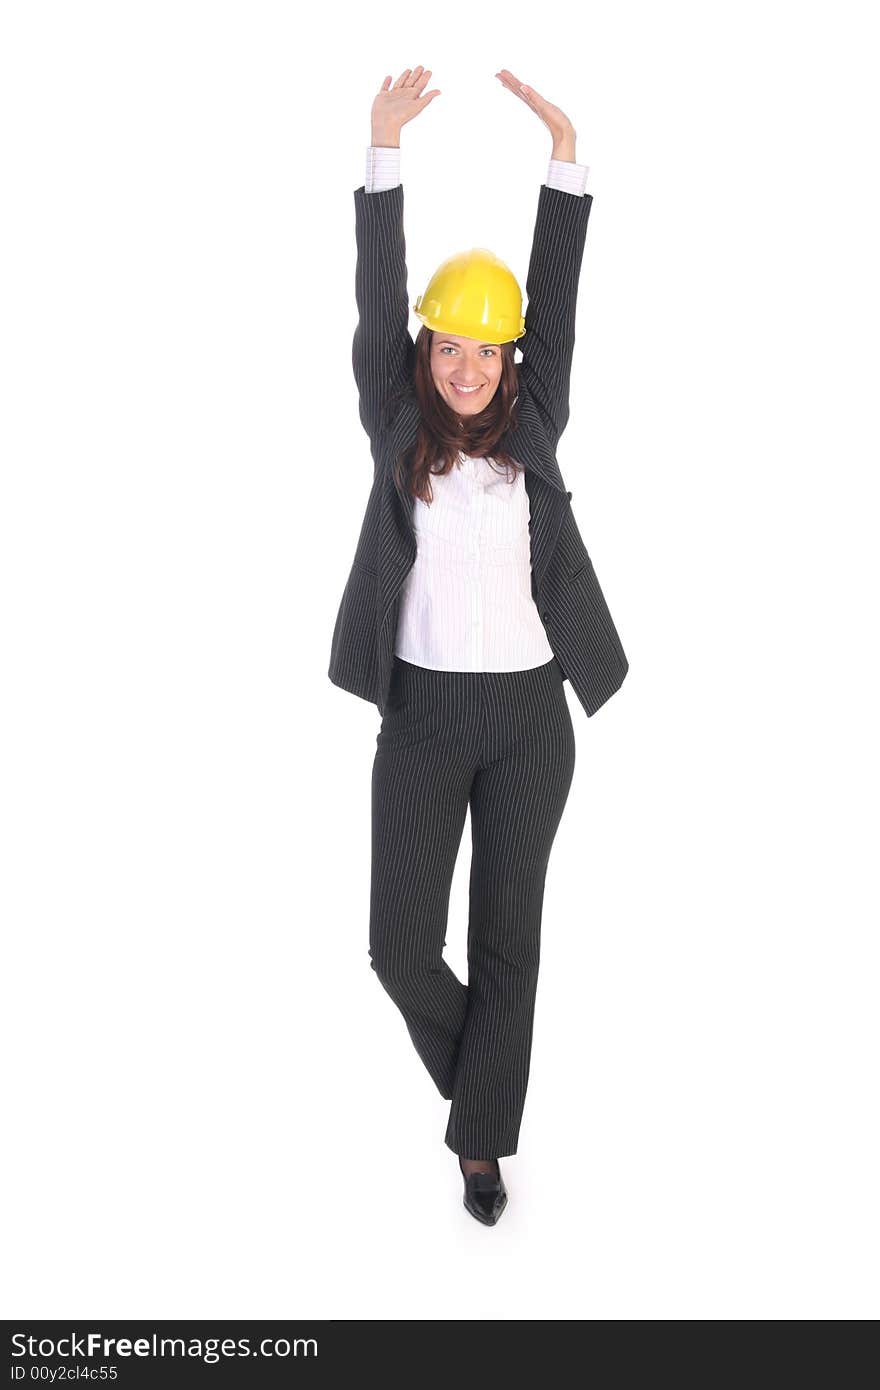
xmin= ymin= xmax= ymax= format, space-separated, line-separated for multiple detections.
xmin=520 ymin=178 xmax=589 ymax=444
xmin=370 ymin=653 xmax=576 ymax=1157
xmin=328 ymin=179 xmax=629 ymax=720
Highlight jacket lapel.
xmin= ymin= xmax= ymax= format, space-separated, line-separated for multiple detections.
xmin=505 ymin=389 xmax=572 ymax=594
xmin=378 ymin=399 xmax=419 ymax=628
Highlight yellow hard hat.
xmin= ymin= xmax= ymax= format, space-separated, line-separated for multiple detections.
xmin=413 ymin=248 xmax=526 ymax=345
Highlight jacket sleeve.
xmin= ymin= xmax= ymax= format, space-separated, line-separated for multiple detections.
xmin=518 ymin=183 xmax=593 ymax=446
xmin=352 ymin=183 xmax=415 ymax=442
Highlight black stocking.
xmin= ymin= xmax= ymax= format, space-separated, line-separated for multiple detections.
xmin=459 ymin=1155 xmax=500 ymax=1179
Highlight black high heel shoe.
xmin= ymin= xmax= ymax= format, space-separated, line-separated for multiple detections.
xmin=459 ymin=1156 xmax=508 ymax=1226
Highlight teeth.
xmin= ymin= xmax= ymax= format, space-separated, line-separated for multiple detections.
xmin=453 ymin=384 xmax=481 ymax=393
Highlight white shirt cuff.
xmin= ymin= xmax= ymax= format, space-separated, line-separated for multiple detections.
xmin=364 ymin=147 xmax=586 ymax=196
xmin=366 ymin=145 xmax=401 ymax=193
xmin=546 ymin=158 xmax=589 ymax=196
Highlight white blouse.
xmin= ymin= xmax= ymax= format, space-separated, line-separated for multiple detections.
xmin=364 ymin=147 xmax=586 ymax=672
xmin=394 ymin=453 xmax=555 ymax=672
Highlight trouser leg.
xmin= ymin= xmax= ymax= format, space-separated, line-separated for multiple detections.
xmin=445 ymin=659 xmax=576 ymax=1157
xmin=369 ymin=666 xmax=476 ymax=1100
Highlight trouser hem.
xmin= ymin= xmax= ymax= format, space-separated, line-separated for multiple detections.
xmin=444 ymin=1133 xmax=519 ymax=1159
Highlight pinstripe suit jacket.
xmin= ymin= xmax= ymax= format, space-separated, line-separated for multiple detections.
xmin=328 ymin=181 xmax=629 ymax=719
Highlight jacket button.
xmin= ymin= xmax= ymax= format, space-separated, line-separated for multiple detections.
xmin=566 ymin=490 xmax=572 ymax=500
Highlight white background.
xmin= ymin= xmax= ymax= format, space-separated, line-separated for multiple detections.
xmin=2 ymin=0 xmax=878 ymax=1320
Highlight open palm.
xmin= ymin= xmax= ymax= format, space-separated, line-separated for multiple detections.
xmin=372 ymin=66 xmax=441 ymax=132
xmin=495 ymin=69 xmax=575 ymax=142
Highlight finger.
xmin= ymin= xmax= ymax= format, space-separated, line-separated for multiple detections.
xmin=405 ymin=65 xmax=424 ymax=87
xmin=519 ymin=82 xmax=546 ymax=110
xmin=379 ymin=75 xmax=392 ymax=92
xmin=495 ymin=70 xmax=533 ymax=105
xmin=497 ymin=68 xmax=529 ymax=93
xmin=392 ymin=68 xmax=412 ymax=89
xmin=499 ymin=67 xmax=543 ymax=104
xmin=414 ymin=67 xmax=433 ymax=93
xmin=516 ymin=86 xmax=544 ymax=118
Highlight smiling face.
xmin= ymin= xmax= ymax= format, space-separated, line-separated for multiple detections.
xmin=430 ymin=332 xmax=504 ymax=419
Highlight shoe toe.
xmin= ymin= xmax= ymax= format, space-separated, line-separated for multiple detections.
xmin=474 ymin=1191 xmax=506 ymax=1222
xmin=462 ymin=1169 xmax=508 ymax=1225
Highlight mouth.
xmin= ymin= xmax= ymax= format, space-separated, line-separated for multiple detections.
xmin=450 ymin=383 xmax=484 ymax=397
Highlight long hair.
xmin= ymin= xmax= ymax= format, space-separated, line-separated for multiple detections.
xmin=383 ymin=326 xmax=522 ymax=505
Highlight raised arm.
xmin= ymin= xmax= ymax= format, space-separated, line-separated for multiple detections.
xmin=495 ymin=70 xmax=593 ymax=445
xmin=351 ymin=68 xmax=441 ymax=442
xmin=352 ymin=180 xmax=413 ymax=441
xmin=519 ymin=179 xmax=593 ymax=444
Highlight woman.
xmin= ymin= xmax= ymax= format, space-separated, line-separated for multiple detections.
xmin=336 ymin=66 xmax=627 ymax=1226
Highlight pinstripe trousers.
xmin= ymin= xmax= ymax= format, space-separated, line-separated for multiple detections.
xmin=369 ymin=653 xmax=576 ymax=1158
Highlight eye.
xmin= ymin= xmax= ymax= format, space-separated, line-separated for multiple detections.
xmin=438 ymin=345 xmax=496 ymax=357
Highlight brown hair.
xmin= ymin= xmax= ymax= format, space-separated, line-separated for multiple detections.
xmin=383 ymin=327 xmax=522 ymax=504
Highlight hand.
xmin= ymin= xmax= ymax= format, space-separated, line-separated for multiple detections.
xmin=495 ymin=69 xmax=576 ymax=154
xmin=371 ymin=66 xmax=441 ymax=145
